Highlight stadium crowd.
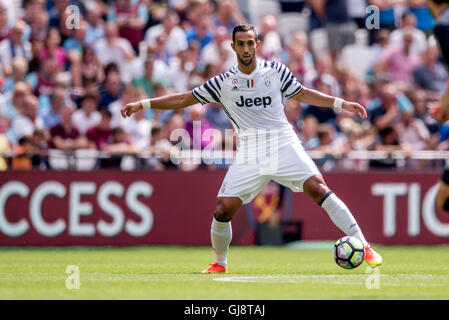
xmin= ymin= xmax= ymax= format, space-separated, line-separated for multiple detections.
xmin=0 ymin=0 xmax=448 ymax=171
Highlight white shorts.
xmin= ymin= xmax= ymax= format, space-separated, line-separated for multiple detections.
xmin=217 ymin=135 xmax=321 ymax=204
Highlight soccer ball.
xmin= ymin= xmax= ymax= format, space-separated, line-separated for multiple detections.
xmin=333 ymin=236 xmax=365 ymax=269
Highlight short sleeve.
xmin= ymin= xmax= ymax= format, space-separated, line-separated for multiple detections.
xmin=276 ymin=62 xmax=303 ymax=99
xmin=192 ymin=76 xmax=222 ymax=105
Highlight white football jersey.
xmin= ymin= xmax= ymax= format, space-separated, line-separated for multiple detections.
xmin=192 ymin=58 xmax=303 ymax=134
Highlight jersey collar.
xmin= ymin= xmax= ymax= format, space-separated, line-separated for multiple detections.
xmin=235 ymin=58 xmax=262 ymax=79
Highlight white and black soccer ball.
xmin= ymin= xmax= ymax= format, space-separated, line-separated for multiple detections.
xmin=333 ymin=236 xmax=365 ymax=269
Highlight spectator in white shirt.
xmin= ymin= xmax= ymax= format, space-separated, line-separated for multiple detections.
xmin=144 ymin=10 xmax=188 ymax=58
xmin=390 ymin=11 xmax=427 ymax=56
xmin=0 ymin=20 xmax=32 ymax=77
xmin=72 ymin=94 xmax=101 ymax=135
xmin=94 ymin=23 xmax=135 ymax=83
xmin=11 ymin=94 xmax=44 ymax=141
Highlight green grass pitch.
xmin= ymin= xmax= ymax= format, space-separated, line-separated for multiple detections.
xmin=1 ymin=245 xmax=448 ymax=299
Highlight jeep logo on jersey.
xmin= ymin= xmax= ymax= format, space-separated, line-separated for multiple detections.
xmin=236 ymin=96 xmax=272 ymax=108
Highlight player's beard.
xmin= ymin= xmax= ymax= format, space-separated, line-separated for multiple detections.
xmin=238 ymin=52 xmax=254 ymax=66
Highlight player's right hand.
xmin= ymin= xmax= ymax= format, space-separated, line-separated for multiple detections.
xmin=121 ymin=101 xmax=143 ymax=118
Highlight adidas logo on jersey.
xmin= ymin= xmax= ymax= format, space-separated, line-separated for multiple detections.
xmin=236 ymin=95 xmax=272 ymax=108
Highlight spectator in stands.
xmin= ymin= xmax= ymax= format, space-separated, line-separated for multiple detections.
xmin=133 ymin=54 xmax=168 ymax=99
xmin=310 ymin=0 xmax=357 ymax=61
xmin=0 ymin=3 xmax=10 ymax=43
xmin=29 ymin=7 xmax=49 ymax=42
xmin=11 ymin=136 xmax=33 ymax=170
xmin=378 ymin=28 xmax=421 ymax=88
xmin=0 ymin=116 xmax=10 ymax=171
xmin=86 ymin=109 xmax=114 ymax=151
xmin=109 ymin=84 xmax=137 ymax=128
xmin=146 ymin=122 xmax=173 ymax=171
xmin=49 ymin=105 xmax=91 ymax=152
xmin=212 ymin=0 xmax=246 ymax=32
xmin=369 ymin=29 xmax=391 ymax=71
xmin=369 ymin=83 xmax=401 ymax=131
xmin=11 ymin=93 xmax=44 ymax=141
xmin=397 ymin=107 xmax=431 ymax=151
xmin=298 ymin=114 xmax=320 ymax=150
xmin=34 ymin=55 xmax=58 ymax=97
xmin=413 ymin=43 xmax=448 ymax=99
xmin=284 ymin=31 xmax=314 ymax=82
xmin=120 ymin=89 xmax=152 ymax=151
xmin=41 ymin=28 xmax=67 ymax=73
xmin=81 ymin=44 xmax=105 ymax=85
xmin=144 ymin=10 xmax=188 ymax=58
xmin=0 ymin=20 xmax=32 ymax=76
xmin=258 ymin=15 xmax=282 ymax=60
xmin=2 ymin=57 xmax=33 ymax=100
xmin=102 ymin=126 xmax=139 ymax=156
xmin=304 ymin=54 xmax=340 ymax=97
xmin=311 ymin=123 xmax=348 ymax=169
xmin=98 ymin=64 xmax=125 ymax=110
xmin=29 ymin=128 xmax=49 ymax=169
xmin=186 ymin=15 xmax=213 ymax=51
xmin=185 ymin=104 xmax=219 ymax=151
xmin=72 ymin=94 xmax=101 ymax=136
xmin=284 ymin=99 xmax=301 ymax=135
xmin=205 ymin=102 xmax=231 ymax=132
xmin=167 ymin=47 xmax=196 ymax=93
xmin=5 ymin=81 xmax=29 ymax=120
xmin=108 ymin=0 xmax=148 ymax=52
xmin=63 ymin=19 xmax=88 ymax=55
xmin=85 ymin=2 xmax=105 ymax=45
xmin=411 ymin=89 xmax=440 ymax=135
xmin=40 ymin=87 xmax=67 ymax=130
xmin=94 ymin=23 xmax=135 ymax=83
xmin=390 ymin=11 xmax=427 ymax=56
xmin=28 ymin=38 xmax=44 ymax=73
xmin=302 ymin=78 xmax=337 ymax=125
xmin=408 ymin=0 xmax=435 ymax=33
xmin=199 ymin=26 xmax=236 ymax=73
xmin=369 ymin=125 xmax=413 ymax=169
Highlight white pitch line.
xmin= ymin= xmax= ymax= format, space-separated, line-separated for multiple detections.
xmin=212 ymin=274 xmax=449 ymax=287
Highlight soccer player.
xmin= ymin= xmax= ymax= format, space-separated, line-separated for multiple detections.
xmin=121 ymin=24 xmax=382 ymax=272
xmin=426 ymin=0 xmax=449 ymax=212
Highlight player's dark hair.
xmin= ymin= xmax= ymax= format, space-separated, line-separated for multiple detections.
xmin=432 ymin=0 xmax=449 ymax=3
xmin=232 ymin=24 xmax=258 ymax=43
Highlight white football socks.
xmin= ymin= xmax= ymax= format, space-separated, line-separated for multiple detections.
xmin=320 ymin=192 xmax=368 ymax=247
xmin=210 ymin=216 xmax=232 ymax=268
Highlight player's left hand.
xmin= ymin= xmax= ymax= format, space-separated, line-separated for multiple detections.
xmin=342 ymin=101 xmax=367 ymax=119
xmin=428 ymin=102 xmax=449 ymax=123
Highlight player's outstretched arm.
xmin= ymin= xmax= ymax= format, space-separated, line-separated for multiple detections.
xmin=121 ymin=91 xmax=198 ymax=118
xmin=291 ymin=86 xmax=367 ymax=119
